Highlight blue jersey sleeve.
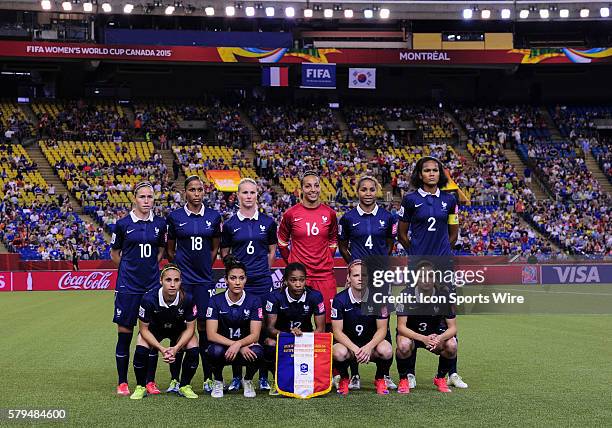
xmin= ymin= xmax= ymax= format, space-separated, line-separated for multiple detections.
xmin=157 ymin=218 xmax=168 ymax=248
xmin=250 ymin=299 xmax=264 ymax=321
xmin=220 ymin=218 xmax=233 ymax=249
xmin=338 ymin=213 xmax=349 ymax=241
xmin=138 ymin=296 xmax=154 ymax=323
xmin=399 ymin=195 xmax=413 ymax=223
xmin=386 ymin=213 xmax=395 ymax=240
xmin=206 ymin=296 xmax=218 ymax=320
xmin=167 ymin=215 xmax=177 ymax=240
xmin=265 ymin=293 xmax=278 ymax=315
xmin=331 ymin=296 xmax=343 ymax=320
xmin=266 ymin=220 xmax=278 ymax=245
xmin=311 ymin=291 xmax=326 ymax=316
xmin=110 ymin=221 xmax=125 ymax=250
xmin=213 ymin=214 xmax=222 ymax=239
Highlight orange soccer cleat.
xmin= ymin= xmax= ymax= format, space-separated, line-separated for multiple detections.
xmin=116 ymin=383 xmax=130 ymax=396
xmin=374 ymin=378 xmax=389 ymax=395
xmin=337 ymin=377 xmax=350 ymax=396
xmin=433 ymin=377 xmax=452 ymax=393
xmin=397 ymin=378 xmax=410 ymax=394
xmin=146 ymin=381 xmax=161 ymax=395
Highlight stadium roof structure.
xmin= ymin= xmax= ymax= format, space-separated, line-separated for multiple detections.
xmin=2 ymin=0 xmax=612 ymax=22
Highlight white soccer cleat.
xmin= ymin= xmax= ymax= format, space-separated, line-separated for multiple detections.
xmin=448 ymin=373 xmax=468 ymax=389
xmin=211 ymin=380 xmax=224 ymax=398
xmin=407 ymin=374 xmax=417 ymax=389
xmin=384 ymin=375 xmax=397 ymax=390
xmin=243 ymin=380 xmax=256 ymax=398
xmin=332 ymin=375 xmax=341 ymax=389
xmin=348 ymin=374 xmax=361 ymax=390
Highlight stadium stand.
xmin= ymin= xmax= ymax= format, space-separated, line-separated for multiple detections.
xmin=0 ymin=100 xmax=34 ymax=143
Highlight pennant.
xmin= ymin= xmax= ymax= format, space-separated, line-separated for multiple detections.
xmin=275 ymin=332 xmax=333 ymax=399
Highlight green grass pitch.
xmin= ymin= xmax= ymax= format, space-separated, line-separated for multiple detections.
xmin=1 ymin=291 xmax=611 ymax=427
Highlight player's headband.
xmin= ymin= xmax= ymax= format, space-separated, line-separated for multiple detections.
xmin=348 ymin=259 xmax=363 ymax=270
xmin=134 ymin=181 xmax=154 ymax=194
xmin=184 ymin=175 xmax=204 ymax=188
xmin=161 ymin=264 xmax=181 ymax=277
xmin=301 ymin=170 xmax=319 ymax=180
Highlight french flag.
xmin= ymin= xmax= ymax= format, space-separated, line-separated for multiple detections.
xmin=262 ymin=67 xmax=289 ymax=87
xmin=276 ymin=332 xmax=332 ymax=399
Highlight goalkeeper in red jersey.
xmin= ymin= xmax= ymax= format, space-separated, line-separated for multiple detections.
xmin=277 ymin=171 xmax=338 ymax=325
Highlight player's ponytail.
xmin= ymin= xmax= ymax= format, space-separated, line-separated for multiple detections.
xmin=282 ymin=262 xmax=308 ymax=289
xmin=223 ymin=254 xmax=247 ymax=279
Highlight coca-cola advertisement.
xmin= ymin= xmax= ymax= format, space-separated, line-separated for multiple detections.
xmin=10 ymin=271 xmax=117 ymax=292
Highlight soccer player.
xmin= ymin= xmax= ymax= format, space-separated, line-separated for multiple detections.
xmin=206 ymin=257 xmax=264 ymax=398
xmin=338 ymin=175 xmax=396 ymax=390
xmin=277 ymin=171 xmax=338 ymax=325
xmin=264 ymin=262 xmax=326 ymax=395
xmin=129 ymin=264 xmax=200 ymax=400
xmin=332 ymin=260 xmax=393 ymax=396
xmin=220 ymin=178 xmax=277 ymax=391
xmin=110 ymin=181 xmax=167 ymax=396
xmin=166 ymin=175 xmax=222 ymax=393
xmin=397 ymin=156 xmax=467 ymax=389
xmin=395 ymin=261 xmax=458 ymax=394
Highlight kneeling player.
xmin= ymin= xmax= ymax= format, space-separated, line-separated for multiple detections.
xmin=395 ymin=263 xmax=457 ymax=394
xmin=332 ymin=260 xmax=392 ymax=396
xmin=206 ymin=257 xmax=264 ymax=398
xmin=264 ymin=262 xmax=326 ymax=395
xmin=130 ymin=264 xmax=199 ymax=400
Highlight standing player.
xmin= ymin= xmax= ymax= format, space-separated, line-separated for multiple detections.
xmin=264 ymin=262 xmax=326 ymax=395
xmin=277 ymin=171 xmax=338 ymax=325
xmin=129 ymin=264 xmax=200 ymax=400
xmin=206 ymin=257 xmax=264 ymax=398
xmin=395 ymin=261 xmax=458 ymax=394
xmin=166 ymin=175 xmax=222 ymax=393
xmin=220 ymin=178 xmax=277 ymax=391
xmin=332 ymin=260 xmax=393 ymax=396
xmin=338 ymin=175 xmax=396 ymax=390
xmin=110 ymin=181 xmax=167 ymax=396
xmin=397 ymin=156 xmax=467 ymax=389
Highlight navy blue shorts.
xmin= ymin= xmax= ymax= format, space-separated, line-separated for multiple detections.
xmin=149 ymin=327 xmax=186 ymax=344
xmin=245 ymin=276 xmax=273 ymax=303
xmin=113 ymin=292 xmax=145 ymax=327
xmin=182 ymin=283 xmax=215 ymax=320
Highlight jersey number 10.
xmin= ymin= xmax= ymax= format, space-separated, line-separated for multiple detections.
xmin=139 ymin=244 xmax=152 ymax=258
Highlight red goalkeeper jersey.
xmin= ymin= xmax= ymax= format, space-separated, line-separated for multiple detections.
xmin=277 ymin=203 xmax=338 ymax=281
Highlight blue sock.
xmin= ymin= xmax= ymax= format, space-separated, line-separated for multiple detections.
xmin=115 ymin=332 xmax=132 ymax=384
xmin=170 ymin=351 xmax=184 ymax=381
xmin=146 ymin=351 xmax=158 ymax=384
xmin=133 ymin=345 xmax=149 ymax=387
xmin=449 ymin=356 xmax=458 ymax=376
xmin=180 ymin=348 xmax=200 ymax=386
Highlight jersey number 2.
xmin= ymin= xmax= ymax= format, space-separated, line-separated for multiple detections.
xmin=427 ymin=217 xmax=437 ymax=232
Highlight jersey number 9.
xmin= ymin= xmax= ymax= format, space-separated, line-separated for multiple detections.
xmin=355 ymin=324 xmax=364 ymax=336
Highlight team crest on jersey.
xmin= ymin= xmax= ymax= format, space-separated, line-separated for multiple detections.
xmin=244 ymin=309 xmax=250 ymax=317
xmin=260 ymin=225 xmax=266 ymax=232
xmin=116 ymin=308 xmax=122 ymax=317
xmin=321 ymin=215 xmax=328 ymax=224
xmin=138 ymin=307 xmax=144 ymax=318
xmin=206 ymin=307 xmax=213 ymax=318
xmin=303 ymin=305 xmax=309 ymax=312
xmin=178 ymin=308 xmax=184 ymax=316
xmin=379 ymin=220 xmax=386 ymax=228
xmin=441 ymin=201 xmax=448 ymax=211
xmin=206 ymin=220 xmax=212 ymax=229
xmin=154 ymin=227 xmax=160 ymax=237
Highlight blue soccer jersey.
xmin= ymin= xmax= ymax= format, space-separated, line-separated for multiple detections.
xmin=220 ymin=211 xmax=277 ymax=279
xmin=206 ymin=291 xmax=264 ymax=341
xmin=111 ymin=211 xmax=167 ymax=294
xmin=167 ymin=205 xmax=222 ymax=287
xmin=265 ymin=287 xmax=325 ymax=333
xmin=331 ymin=288 xmax=389 ymax=347
xmin=138 ymin=286 xmax=197 ymax=331
xmin=338 ymin=204 xmax=395 ymax=261
xmin=399 ymin=188 xmax=458 ymax=256
xmin=396 ymin=286 xmax=456 ymax=336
